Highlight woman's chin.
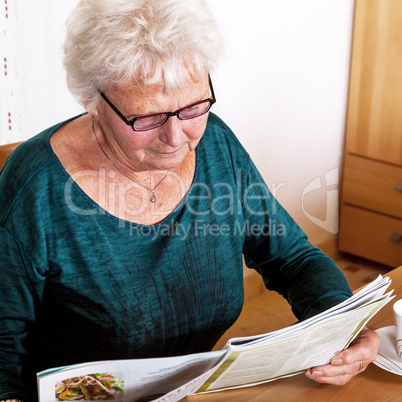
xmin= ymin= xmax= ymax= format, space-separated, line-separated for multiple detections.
xmin=147 ymin=147 xmax=191 ymax=170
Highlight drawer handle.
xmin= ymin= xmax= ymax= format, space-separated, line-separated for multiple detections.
xmin=390 ymin=233 xmax=401 ymax=243
xmin=395 ymin=183 xmax=402 ymax=192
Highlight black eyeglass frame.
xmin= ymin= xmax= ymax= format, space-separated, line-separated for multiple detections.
xmin=99 ymin=74 xmax=216 ymax=132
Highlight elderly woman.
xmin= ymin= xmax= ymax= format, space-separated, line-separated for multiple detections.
xmin=0 ymin=0 xmax=379 ymax=401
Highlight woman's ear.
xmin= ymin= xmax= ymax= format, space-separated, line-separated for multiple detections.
xmin=84 ymin=100 xmax=98 ymax=117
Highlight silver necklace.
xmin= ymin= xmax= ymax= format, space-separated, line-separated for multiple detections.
xmin=92 ymin=117 xmax=168 ymax=203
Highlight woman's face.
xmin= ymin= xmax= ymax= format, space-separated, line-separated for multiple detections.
xmin=95 ymin=72 xmax=211 ymax=172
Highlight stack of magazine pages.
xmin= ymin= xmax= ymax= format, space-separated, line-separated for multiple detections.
xmin=38 ymin=275 xmax=393 ymax=401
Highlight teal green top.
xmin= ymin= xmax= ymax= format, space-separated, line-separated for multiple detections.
xmin=0 ymin=113 xmax=352 ymax=401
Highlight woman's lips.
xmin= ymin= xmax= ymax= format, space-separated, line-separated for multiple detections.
xmin=152 ymin=146 xmax=183 ymax=155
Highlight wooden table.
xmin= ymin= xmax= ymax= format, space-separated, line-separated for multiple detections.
xmin=186 ymin=266 xmax=402 ymax=401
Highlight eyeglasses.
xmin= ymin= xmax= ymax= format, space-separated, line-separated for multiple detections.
xmin=99 ymin=75 xmax=216 ymax=132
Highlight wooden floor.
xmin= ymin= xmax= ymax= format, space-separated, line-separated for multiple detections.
xmin=213 ymin=242 xmax=392 ymax=350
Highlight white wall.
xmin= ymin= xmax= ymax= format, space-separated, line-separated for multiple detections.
xmin=0 ymin=2 xmax=83 ymax=136
xmin=1 ymin=0 xmax=355 ymax=245
xmin=207 ymin=0 xmax=355 ymax=245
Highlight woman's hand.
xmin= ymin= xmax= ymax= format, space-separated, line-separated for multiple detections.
xmin=305 ymin=326 xmax=380 ymax=385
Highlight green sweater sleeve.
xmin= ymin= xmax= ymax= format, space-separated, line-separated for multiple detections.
xmin=0 ymin=226 xmax=46 ymax=401
xmin=241 ymin=158 xmax=352 ymax=320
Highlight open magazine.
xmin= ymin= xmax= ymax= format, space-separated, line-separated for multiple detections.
xmin=38 ymin=275 xmax=393 ymax=401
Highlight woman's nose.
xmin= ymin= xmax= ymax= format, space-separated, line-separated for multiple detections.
xmin=159 ymin=116 xmax=183 ymax=147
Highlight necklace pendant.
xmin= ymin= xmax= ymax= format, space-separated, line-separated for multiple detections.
xmin=150 ymin=191 xmax=156 ymax=203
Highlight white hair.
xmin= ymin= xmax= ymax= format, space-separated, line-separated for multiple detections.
xmin=63 ymin=0 xmax=223 ymax=110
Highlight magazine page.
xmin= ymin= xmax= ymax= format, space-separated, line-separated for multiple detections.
xmin=37 ymin=350 xmax=225 ymax=401
xmin=37 ymin=276 xmax=393 ymax=402
xmin=195 ymin=292 xmax=393 ymax=394
xmin=152 ymin=365 xmax=221 ymax=402
xmin=227 ymin=275 xmax=391 ymax=348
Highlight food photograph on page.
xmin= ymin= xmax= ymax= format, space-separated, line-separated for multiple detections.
xmin=55 ymin=373 xmax=124 ymax=401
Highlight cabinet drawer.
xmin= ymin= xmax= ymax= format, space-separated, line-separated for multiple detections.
xmin=339 ymin=204 xmax=402 ymax=267
xmin=342 ymin=154 xmax=402 ymax=218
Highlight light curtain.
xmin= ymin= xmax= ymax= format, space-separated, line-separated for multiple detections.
xmin=0 ymin=0 xmax=82 ymax=145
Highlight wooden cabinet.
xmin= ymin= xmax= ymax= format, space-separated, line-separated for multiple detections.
xmin=339 ymin=0 xmax=402 ymax=267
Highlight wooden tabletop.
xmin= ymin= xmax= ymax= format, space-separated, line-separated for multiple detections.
xmin=186 ymin=266 xmax=402 ymax=401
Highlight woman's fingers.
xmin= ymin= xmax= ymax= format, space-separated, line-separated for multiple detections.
xmin=305 ymin=327 xmax=380 ymax=385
